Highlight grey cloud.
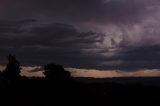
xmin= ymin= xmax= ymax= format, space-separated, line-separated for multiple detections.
xmin=99 ymin=45 xmax=160 ymax=70
xmin=0 ymin=0 xmax=156 ymax=24
xmin=0 ymin=0 xmax=160 ymax=71
xmin=0 ymin=20 xmax=160 ymax=70
xmin=0 ymin=19 xmax=159 ymax=70
xmin=0 ymin=20 xmax=105 ymax=68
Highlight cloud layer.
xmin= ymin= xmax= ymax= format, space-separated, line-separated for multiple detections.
xmin=0 ymin=0 xmax=160 ymax=70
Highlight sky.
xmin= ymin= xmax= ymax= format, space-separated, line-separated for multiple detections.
xmin=1 ymin=0 xmax=160 ymax=77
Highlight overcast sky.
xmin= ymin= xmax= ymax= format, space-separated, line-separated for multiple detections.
xmin=1 ymin=0 xmax=160 ymax=71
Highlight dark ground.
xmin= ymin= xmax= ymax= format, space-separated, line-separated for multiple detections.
xmin=0 ymin=77 xmax=160 ymax=106
xmin=1 ymin=55 xmax=160 ymax=106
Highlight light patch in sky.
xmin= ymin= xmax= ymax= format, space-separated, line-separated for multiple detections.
xmin=21 ymin=66 xmax=44 ymax=77
xmin=68 ymin=68 xmax=160 ymax=78
xmin=0 ymin=65 xmax=6 ymax=71
xmin=1 ymin=66 xmax=160 ymax=78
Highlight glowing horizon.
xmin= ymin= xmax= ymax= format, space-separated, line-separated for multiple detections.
xmin=20 ymin=66 xmax=160 ymax=78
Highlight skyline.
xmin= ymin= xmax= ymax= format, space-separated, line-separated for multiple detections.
xmin=1 ymin=65 xmax=160 ymax=78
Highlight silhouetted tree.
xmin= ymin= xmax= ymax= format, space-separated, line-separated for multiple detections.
xmin=2 ymin=55 xmax=21 ymax=79
xmin=44 ymin=64 xmax=71 ymax=81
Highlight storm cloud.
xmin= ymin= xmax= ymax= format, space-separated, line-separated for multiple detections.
xmin=0 ymin=0 xmax=160 ymax=71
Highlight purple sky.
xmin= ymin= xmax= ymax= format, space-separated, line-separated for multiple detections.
xmin=1 ymin=0 xmax=160 ymax=71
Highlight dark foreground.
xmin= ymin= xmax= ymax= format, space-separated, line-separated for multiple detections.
xmin=0 ymin=77 xmax=160 ymax=106
xmin=1 ymin=55 xmax=160 ymax=106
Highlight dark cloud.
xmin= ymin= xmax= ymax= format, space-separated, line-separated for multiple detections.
xmin=119 ymin=45 xmax=160 ymax=70
xmin=0 ymin=19 xmax=160 ymax=70
xmin=99 ymin=45 xmax=160 ymax=70
xmin=0 ymin=20 xmax=103 ymax=68
xmin=0 ymin=0 xmax=157 ymax=24
xmin=0 ymin=0 xmax=160 ymax=71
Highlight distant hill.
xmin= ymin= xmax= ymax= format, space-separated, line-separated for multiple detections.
xmin=75 ymin=77 xmax=160 ymax=86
